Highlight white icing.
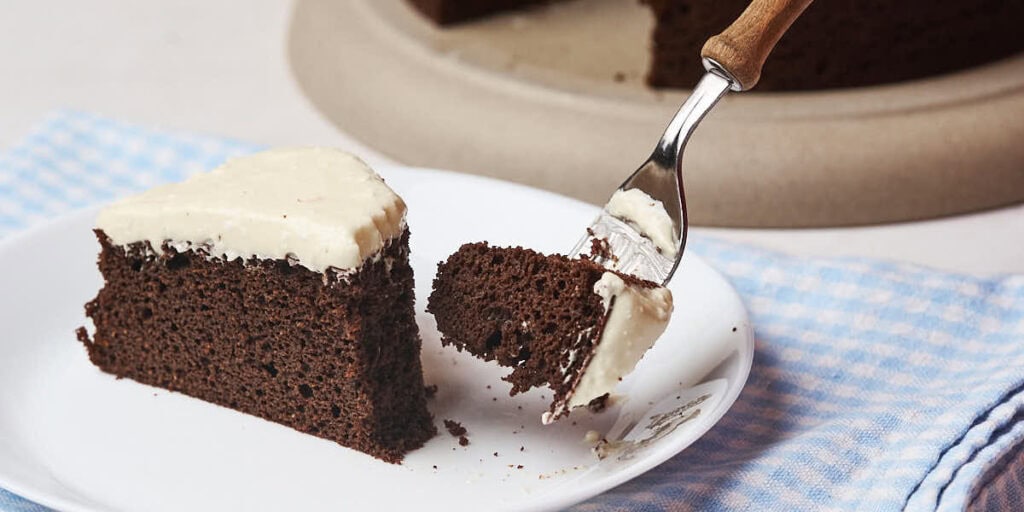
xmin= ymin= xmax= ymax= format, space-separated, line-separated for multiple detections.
xmin=565 ymin=272 xmax=673 ymax=410
xmin=583 ymin=430 xmax=602 ymax=444
xmin=95 ymin=147 xmax=406 ymax=273
xmin=560 ymin=345 xmax=583 ymax=384
xmin=606 ymin=188 xmax=678 ymax=257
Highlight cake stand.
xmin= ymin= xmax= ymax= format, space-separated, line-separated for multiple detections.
xmin=288 ymin=0 xmax=1024 ymax=227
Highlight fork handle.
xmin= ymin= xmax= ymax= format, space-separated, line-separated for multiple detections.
xmin=701 ymin=0 xmax=814 ymax=91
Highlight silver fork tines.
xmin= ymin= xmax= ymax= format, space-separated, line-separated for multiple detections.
xmin=569 ymin=211 xmax=675 ymax=285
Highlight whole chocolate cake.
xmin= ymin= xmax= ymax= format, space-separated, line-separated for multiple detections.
xmin=642 ymin=0 xmax=1024 ymax=91
xmin=427 ymin=242 xmax=673 ymax=423
xmin=78 ymin=147 xmax=436 ymax=463
xmin=406 ymin=0 xmax=1024 ymax=91
xmin=405 ymin=0 xmax=551 ymax=24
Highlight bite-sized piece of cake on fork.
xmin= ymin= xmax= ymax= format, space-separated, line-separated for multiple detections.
xmin=427 ymin=242 xmax=673 ymax=424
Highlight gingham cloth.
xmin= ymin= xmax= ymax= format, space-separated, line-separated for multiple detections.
xmin=1 ymin=111 xmax=1022 ymax=512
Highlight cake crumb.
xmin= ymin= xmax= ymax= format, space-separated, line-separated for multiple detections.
xmin=424 ymin=384 xmax=438 ymax=398
xmin=493 ymin=452 xmax=499 ymax=457
xmin=520 ymin=446 xmax=525 ymax=452
xmin=517 ymin=465 xmax=524 ymax=469
xmin=732 ymin=326 xmax=738 ymax=332
xmin=459 ymin=436 xmax=470 ymax=446
xmin=594 ymin=438 xmax=618 ymax=460
xmin=588 ymin=237 xmax=616 ymax=262
xmin=432 ymin=465 xmax=438 ymax=470
xmin=444 ymin=419 xmax=467 ymax=438
xmin=587 ymin=393 xmax=610 ymax=413
xmin=75 ymin=326 xmax=90 ymax=343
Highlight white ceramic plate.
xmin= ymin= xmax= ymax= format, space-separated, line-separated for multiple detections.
xmin=0 ymin=167 xmax=753 ymax=512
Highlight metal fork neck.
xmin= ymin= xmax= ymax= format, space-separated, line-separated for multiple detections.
xmin=652 ymin=72 xmax=733 ymax=168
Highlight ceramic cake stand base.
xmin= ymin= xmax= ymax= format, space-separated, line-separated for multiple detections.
xmin=288 ymin=0 xmax=1024 ymax=227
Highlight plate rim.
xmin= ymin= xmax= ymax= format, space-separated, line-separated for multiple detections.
xmin=0 ymin=165 xmax=754 ymax=512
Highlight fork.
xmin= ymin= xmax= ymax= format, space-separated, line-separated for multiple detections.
xmin=570 ymin=0 xmax=814 ymax=285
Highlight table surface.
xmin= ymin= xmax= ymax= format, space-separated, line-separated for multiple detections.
xmin=1 ymin=0 xmax=1021 ymax=275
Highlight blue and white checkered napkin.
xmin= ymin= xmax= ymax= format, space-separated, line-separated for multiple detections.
xmin=2 ymin=111 xmax=1022 ymax=512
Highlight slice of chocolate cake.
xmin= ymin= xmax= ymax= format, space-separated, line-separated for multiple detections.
xmin=78 ymin=147 xmax=436 ymax=463
xmin=427 ymin=242 xmax=673 ymax=423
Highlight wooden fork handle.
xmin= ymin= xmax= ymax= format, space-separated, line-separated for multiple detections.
xmin=701 ymin=0 xmax=814 ymax=91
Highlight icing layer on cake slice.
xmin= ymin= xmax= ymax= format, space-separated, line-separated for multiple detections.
xmin=558 ymin=272 xmax=672 ymax=413
xmin=96 ymin=147 xmax=406 ymax=273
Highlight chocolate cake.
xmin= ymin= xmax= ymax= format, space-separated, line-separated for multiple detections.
xmin=78 ymin=147 xmax=436 ymax=463
xmin=642 ymin=0 xmax=1024 ymax=91
xmin=406 ymin=0 xmax=1024 ymax=91
xmin=406 ymin=0 xmax=551 ymax=25
xmin=427 ymin=242 xmax=673 ymax=423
